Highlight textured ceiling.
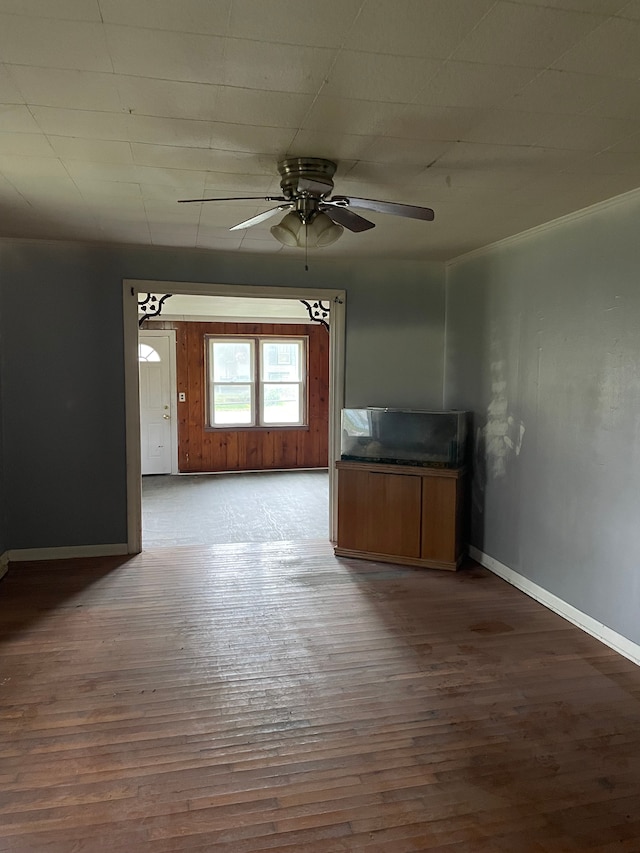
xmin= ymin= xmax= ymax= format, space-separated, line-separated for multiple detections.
xmin=1 ymin=0 xmax=640 ymax=261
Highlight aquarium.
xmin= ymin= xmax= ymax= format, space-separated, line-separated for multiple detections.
xmin=340 ymin=408 xmax=468 ymax=468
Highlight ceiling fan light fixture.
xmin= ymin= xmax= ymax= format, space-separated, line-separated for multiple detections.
xmin=307 ymin=212 xmax=344 ymax=247
xmin=270 ymin=211 xmax=303 ymax=247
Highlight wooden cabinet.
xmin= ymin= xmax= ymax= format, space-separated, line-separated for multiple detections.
xmin=335 ymin=461 xmax=465 ymax=571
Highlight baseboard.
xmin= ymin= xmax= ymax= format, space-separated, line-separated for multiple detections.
xmin=7 ymin=543 xmax=130 ymax=563
xmin=469 ymin=546 xmax=640 ymax=667
xmin=0 ymin=551 xmax=8 ymax=580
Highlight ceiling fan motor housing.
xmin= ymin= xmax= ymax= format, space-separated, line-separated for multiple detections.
xmin=277 ymin=157 xmax=336 ymax=200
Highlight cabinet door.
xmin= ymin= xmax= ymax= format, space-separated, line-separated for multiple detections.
xmin=421 ymin=476 xmax=461 ymax=563
xmin=338 ymin=468 xmax=421 ymax=558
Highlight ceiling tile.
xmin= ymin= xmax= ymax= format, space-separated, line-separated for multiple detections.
xmin=73 ymin=177 xmax=142 ymax=197
xmin=605 ymin=131 xmax=640 ymax=152
xmin=197 ymin=201 xmax=267 ymax=227
xmin=203 ymin=171 xmax=274 ymax=193
xmin=105 ymin=25 xmax=225 ymax=83
xmin=322 ymin=52 xmax=442 ymax=103
xmin=0 ymin=104 xmax=42 ymax=133
xmin=452 ymin=3 xmax=607 ymax=68
xmin=341 ymin=160 xmax=440 ymax=187
xmin=464 ymin=110 xmax=552 ymax=146
xmin=236 ymin=237 xmax=284 ymax=253
xmin=0 ymin=132 xmax=55 ymax=157
xmin=415 ymin=61 xmax=539 ymax=109
xmin=99 ymin=0 xmax=231 ymax=33
xmin=48 ymin=137 xmax=134 ymax=163
xmin=506 ymin=69 xmax=624 ymax=115
xmin=0 ymin=14 xmax=112 ymax=70
xmin=506 ymin=0 xmax=628 ymax=11
xmin=209 ymin=122 xmax=296 ymax=155
xmin=534 ymin=114 xmax=640 ymax=151
xmin=0 ymin=0 xmax=102 ymax=20
xmin=0 ymin=65 xmax=26 ymax=103
xmin=361 ymin=137 xmax=452 ymax=167
xmin=301 ymin=96 xmax=406 ymax=138
xmin=96 ymin=221 xmax=152 ymax=244
xmin=552 ymin=16 xmax=640 ymax=77
xmin=228 ymin=0 xmax=362 ymax=48
xmin=0 ymin=154 xmax=68 ymax=178
xmin=131 ymin=143 xmax=275 ymax=177
xmin=562 ymin=149 xmax=640 ymax=173
xmin=391 ymin=105 xmax=486 ymax=141
xmin=131 ymin=143 xmax=220 ymax=171
xmin=150 ymin=222 xmax=199 ymax=246
xmin=140 ymin=183 xmax=210 ymax=203
xmin=348 ymin=0 xmax=496 ymax=58
xmin=221 ymin=39 xmax=336 ymax=94
xmin=88 ymin=195 xmax=147 ymax=214
xmin=586 ymin=78 xmax=640 ymax=119
xmin=30 ymin=105 xmax=130 ymax=140
xmin=214 ymin=87 xmax=314 ymax=129
xmin=63 ymin=160 xmax=139 ymax=182
xmin=285 ymin=130 xmax=374 ymax=163
xmin=127 ymin=114 xmax=213 ymax=147
xmin=617 ymin=1 xmax=640 ymax=17
xmin=195 ymin=233 xmax=243 ymax=250
xmin=134 ymin=165 xmax=208 ymax=189
xmin=7 ymin=66 xmax=122 ymax=111
xmin=430 ymin=140 xmax=581 ymax=171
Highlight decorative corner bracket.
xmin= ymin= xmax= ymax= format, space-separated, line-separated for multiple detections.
xmin=300 ymin=299 xmax=330 ymax=330
xmin=138 ymin=293 xmax=173 ymax=327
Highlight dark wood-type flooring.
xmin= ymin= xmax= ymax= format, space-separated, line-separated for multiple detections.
xmin=2 ymin=542 xmax=640 ymax=852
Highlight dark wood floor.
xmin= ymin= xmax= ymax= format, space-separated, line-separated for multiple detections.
xmin=2 ymin=542 xmax=640 ymax=852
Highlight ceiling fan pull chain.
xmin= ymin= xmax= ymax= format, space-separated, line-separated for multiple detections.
xmin=305 ymin=222 xmax=309 ymax=272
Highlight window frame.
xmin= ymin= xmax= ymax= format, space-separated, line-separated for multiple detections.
xmin=205 ymin=334 xmax=309 ymax=430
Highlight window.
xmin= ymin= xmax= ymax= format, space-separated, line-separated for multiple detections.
xmin=207 ymin=336 xmax=307 ymax=428
xmin=138 ymin=343 xmax=161 ymax=362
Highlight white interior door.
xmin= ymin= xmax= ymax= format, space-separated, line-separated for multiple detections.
xmin=139 ymin=332 xmax=173 ymax=475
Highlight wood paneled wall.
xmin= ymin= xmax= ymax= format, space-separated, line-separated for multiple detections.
xmin=145 ymin=321 xmax=329 ymax=473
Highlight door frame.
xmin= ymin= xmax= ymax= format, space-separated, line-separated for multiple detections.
xmin=138 ymin=329 xmax=178 ymax=475
xmin=123 ymin=279 xmax=346 ymax=553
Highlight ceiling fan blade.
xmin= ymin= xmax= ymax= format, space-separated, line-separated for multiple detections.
xmin=229 ymin=204 xmax=293 ymax=231
xmin=331 ymin=195 xmax=435 ymax=221
xmin=178 ymin=195 xmax=286 ymax=204
xmin=321 ymin=204 xmax=375 ymax=232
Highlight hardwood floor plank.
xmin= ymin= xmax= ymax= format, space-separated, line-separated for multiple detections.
xmin=2 ymin=543 xmax=640 ymax=850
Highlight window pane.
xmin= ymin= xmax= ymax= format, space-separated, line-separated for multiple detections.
xmin=212 ymin=340 xmax=253 ymax=382
xmin=138 ymin=343 xmax=160 ymax=362
xmin=262 ymin=384 xmax=301 ymax=424
xmin=261 ymin=341 xmax=301 ymax=382
xmin=212 ymin=384 xmax=253 ymax=425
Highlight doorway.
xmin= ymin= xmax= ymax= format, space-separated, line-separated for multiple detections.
xmin=138 ymin=330 xmax=178 ymax=475
xmin=124 ymin=280 xmax=346 ymax=553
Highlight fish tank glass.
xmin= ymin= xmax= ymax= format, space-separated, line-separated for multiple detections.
xmin=340 ymin=408 xmax=468 ymax=469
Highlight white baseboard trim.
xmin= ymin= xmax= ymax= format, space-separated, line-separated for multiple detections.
xmin=0 ymin=551 xmax=8 ymax=580
xmin=469 ymin=546 xmax=640 ymax=667
xmin=7 ymin=543 xmax=130 ymax=563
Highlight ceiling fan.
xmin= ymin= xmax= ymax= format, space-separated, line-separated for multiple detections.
xmin=178 ymin=157 xmax=435 ymax=248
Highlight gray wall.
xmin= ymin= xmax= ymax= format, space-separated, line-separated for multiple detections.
xmin=0 ymin=240 xmax=445 ymax=551
xmin=0 ymin=275 xmax=6 ymax=556
xmin=445 ymin=190 xmax=640 ymax=646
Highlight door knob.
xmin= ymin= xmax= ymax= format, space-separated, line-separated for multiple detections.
xmin=162 ymin=413 xmax=170 ymax=419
